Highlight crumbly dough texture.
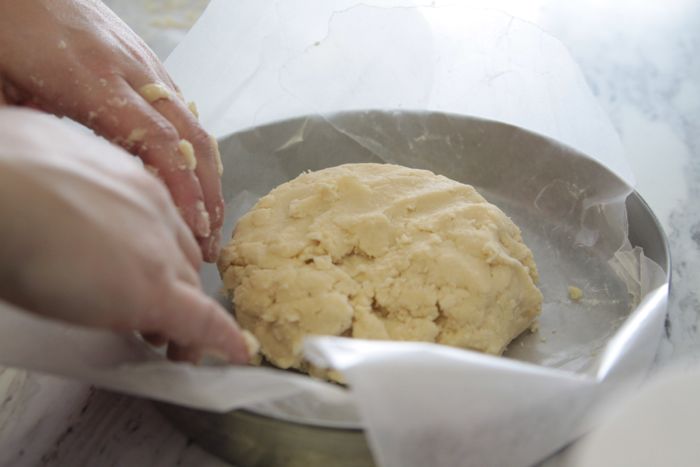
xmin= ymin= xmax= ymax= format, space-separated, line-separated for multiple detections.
xmin=219 ymin=163 xmax=542 ymax=372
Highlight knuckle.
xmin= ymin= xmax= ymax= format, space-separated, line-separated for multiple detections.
xmin=143 ymin=119 xmax=179 ymax=150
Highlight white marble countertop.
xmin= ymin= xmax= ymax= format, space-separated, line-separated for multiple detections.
xmin=1 ymin=1 xmax=698 ymax=466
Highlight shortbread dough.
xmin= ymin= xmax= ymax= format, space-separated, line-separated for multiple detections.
xmin=219 ymin=163 xmax=543 ymax=372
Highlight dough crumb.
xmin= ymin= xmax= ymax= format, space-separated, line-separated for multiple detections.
xmin=138 ymin=83 xmax=172 ymax=103
xmin=568 ymin=285 xmax=583 ymax=301
xmin=57 ymin=40 xmax=67 ymax=49
xmin=107 ymin=96 xmax=128 ymax=108
xmin=126 ymin=128 xmax=147 ymax=145
xmin=178 ymin=139 xmax=197 ymax=170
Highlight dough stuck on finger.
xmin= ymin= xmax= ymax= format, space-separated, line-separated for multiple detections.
xmin=219 ymin=163 xmax=543 ymax=381
xmin=126 ymin=128 xmax=147 ymax=147
xmin=210 ymin=134 xmax=223 ymax=176
xmin=187 ymin=101 xmax=199 ymax=119
xmin=106 ymin=96 xmax=128 ymax=108
xmin=178 ymin=139 xmax=197 ymax=170
xmin=138 ymin=82 xmax=172 ymax=103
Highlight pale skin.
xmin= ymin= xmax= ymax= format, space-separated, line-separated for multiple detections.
xmin=0 ymin=0 xmax=223 ymax=261
xmin=0 ymin=1 xmax=246 ymax=363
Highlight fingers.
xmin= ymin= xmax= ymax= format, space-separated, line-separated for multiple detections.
xmin=153 ymin=95 xmax=224 ymax=260
xmin=81 ymin=78 xmax=211 ymax=243
xmin=130 ymin=79 xmax=224 ymax=262
xmin=3 ymin=63 xmax=224 ymax=263
xmin=146 ymin=281 xmax=249 ymax=365
xmin=141 ymin=221 xmax=202 ymax=353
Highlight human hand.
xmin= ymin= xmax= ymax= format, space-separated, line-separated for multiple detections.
xmin=0 ymin=0 xmax=223 ymax=261
xmin=0 ymin=108 xmax=247 ymax=364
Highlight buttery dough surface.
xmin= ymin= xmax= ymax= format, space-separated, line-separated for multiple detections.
xmin=219 ymin=163 xmax=542 ymax=372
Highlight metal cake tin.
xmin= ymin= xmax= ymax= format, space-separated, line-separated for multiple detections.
xmin=157 ymin=111 xmax=670 ymax=467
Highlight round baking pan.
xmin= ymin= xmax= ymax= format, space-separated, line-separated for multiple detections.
xmin=156 ymin=111 xmax=670 ymax=467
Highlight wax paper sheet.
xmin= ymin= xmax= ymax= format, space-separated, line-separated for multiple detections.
xmin=166 ymin=0 xmax=634 ymax=184
xmin=169 ymin=1 xmax=666 ymax=464
xmin=0 ymin=1 xmax=669 ymax=467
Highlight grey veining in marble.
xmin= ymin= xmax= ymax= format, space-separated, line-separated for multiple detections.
xmin=538 ymin=0 xmax=700 ymax=367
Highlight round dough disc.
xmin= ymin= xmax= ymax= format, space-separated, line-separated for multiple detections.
xmin=219 ymin=163 xmax=542 ymax=373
